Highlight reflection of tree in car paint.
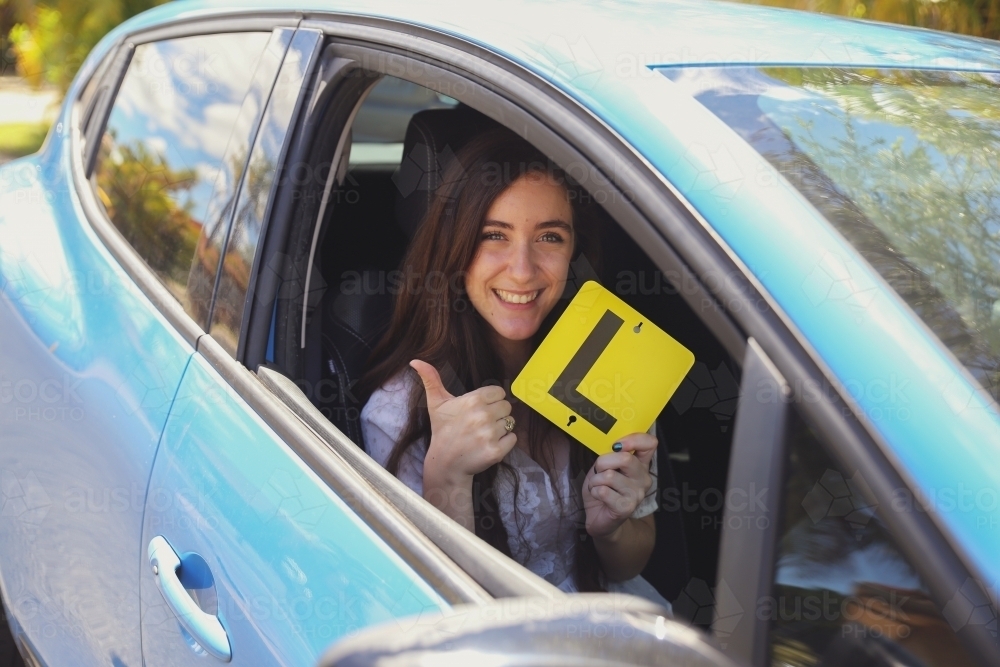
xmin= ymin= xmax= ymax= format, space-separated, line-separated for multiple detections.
xmin=94 ymin=131 xmax=199 ymax=303
xmin=694 ymin=66 xmax=1000 ymax=401
xmin=210 ymin=150 xmax=277 ymax=354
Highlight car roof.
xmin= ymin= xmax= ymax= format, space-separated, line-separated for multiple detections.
xmin=121 ymin=0 xmax=1000 ymax=74
xmin=93 ymin=0 xmax=1000 ymax=590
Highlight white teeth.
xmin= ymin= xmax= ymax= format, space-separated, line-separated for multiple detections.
xmin=495 ymin=289 xmax=539 ymax=304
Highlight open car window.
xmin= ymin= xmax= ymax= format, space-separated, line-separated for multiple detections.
xmin=248 ymin=56 xmax=747 ymax=612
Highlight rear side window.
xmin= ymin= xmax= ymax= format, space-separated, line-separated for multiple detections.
xmin=92 ymin=32 xmax=270 ymax=316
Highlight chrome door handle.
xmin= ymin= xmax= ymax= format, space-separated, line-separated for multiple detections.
xmin=148 ymin=535 xmax=232 ymax=662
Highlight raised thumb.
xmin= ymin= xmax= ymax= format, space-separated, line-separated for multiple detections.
xmin=410 ymin=359 xmax=454 ymax=408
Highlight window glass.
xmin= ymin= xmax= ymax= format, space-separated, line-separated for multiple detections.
xmin=769 ymin=411 xmax=980 ymax=666
xmin=659 ymin=66 xmax=1000 ymax=402
xmin=208 ymin=30 xmax=316 ymax=356
xmin=93 ymin=32 xmax=270 ymax=317
xmin=348 ymin=77 xmax=457 ymax=168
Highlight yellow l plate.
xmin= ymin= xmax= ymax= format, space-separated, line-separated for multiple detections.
xmin=512 ymin=281 xmax=695 ymax=456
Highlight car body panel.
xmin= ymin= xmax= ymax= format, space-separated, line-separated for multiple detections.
xmin=0 ymin=147 xmax=194 ymax=665
xmin=140 ymin=351 xmax=447 ymax=666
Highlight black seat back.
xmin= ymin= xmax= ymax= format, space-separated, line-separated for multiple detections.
xmin=311 ymin=272 xmax=393 ymax=443
xmin=393 ymin=106 xmax=501 ymax=239
xmin=315 ymin=106 xmax=500 ymax=448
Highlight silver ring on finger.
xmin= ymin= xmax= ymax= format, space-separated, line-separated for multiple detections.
xmin=503 ymin=415 xmax=516 ymax=432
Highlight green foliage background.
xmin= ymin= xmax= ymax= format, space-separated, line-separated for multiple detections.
xmin=742 ymin=0 xmax=1000 ymax=38
xmin=2 ymin=0 xmax=168 ymax=89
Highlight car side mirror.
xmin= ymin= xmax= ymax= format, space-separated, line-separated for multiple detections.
xmin=317 ymin=593 xmax=743 ymax=667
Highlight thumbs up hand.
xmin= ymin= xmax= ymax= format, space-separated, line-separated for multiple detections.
xmin=410 ymin=360 xmax=516 ymax=489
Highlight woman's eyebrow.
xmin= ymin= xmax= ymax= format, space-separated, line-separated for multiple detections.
xmin=537 ymin=220 xmax=572 ymax=231
xmin=481 ymin=220 xmax=572 ymax=231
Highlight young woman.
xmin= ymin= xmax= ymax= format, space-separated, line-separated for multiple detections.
xmin=358 ymin=128 xmax=664 ymax=600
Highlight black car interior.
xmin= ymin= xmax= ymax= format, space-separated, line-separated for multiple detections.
xmin=268 ymin=72 xmax=741 ymax=617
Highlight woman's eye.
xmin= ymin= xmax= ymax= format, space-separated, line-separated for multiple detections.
xmin=539 ymin=232 xmax=565 ymax=243
xmin=481 ymin=231 xmax=506 ymax=241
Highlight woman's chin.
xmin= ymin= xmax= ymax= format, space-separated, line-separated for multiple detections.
xmin=491 ymin=319 xmax=542 ymax=343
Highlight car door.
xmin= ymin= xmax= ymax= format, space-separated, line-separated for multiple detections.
xmin=710 ymin=342 xmax=992 ymax=667
xmin=136 ymin=28 xmax=486 ymax=667
xmin=0 ymin=25 xmax=275 ymax=667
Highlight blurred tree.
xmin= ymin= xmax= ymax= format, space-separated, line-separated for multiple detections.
xmin=0 ymin=0 xmax=31 ymax=76
xmin=742 ymin=0 xmax=1000 ymax=39
xmin=7 ymin=0 xmax=168 ymax=89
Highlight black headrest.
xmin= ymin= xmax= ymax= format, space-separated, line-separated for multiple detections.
xmin=392 ymin=107 xmax=500 ymax=239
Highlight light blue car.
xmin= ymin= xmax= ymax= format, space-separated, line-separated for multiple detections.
xmin=1 ymin=0 xmax=998 ymax=665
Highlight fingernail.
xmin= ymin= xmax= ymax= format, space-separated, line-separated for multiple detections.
xmin=612 ymin=442 xmax=622 ymax=452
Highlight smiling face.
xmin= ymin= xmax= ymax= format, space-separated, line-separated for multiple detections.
xmin=464 ymin=171 xmax=575 ymax=352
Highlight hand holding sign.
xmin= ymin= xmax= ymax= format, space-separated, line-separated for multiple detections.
xmin=410 ymin=360 xmax=516 ymax=487
xmin=582 ymin=431 xmax=657 ymax=538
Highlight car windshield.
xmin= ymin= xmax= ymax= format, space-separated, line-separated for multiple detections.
xmin=659 ymin=66 xmax=1000 ymax=400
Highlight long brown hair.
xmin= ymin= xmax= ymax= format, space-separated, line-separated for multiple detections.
xmin=358 ymin=127 xmax=606 ymax=590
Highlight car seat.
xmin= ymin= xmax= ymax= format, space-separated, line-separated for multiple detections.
xmin=310 ymin=106 xmax=500 ymax=446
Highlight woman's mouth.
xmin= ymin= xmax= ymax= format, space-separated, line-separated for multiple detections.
xmin=493 ymin=288 xmax=540 ymax=305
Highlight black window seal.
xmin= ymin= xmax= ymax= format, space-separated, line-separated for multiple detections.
xmin=83 ymin=42 xmax=132 ymax=178
xmin=293 ymin=17 xmax=998 ymax=665
xmin=118 ymin=14 xmax=300 ymax=47
xmin=78 ymin=42 xmax=119 ymax=139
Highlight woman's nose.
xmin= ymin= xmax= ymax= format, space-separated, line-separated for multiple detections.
xmin=506 ymin=241 xmax=537 ymax=281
